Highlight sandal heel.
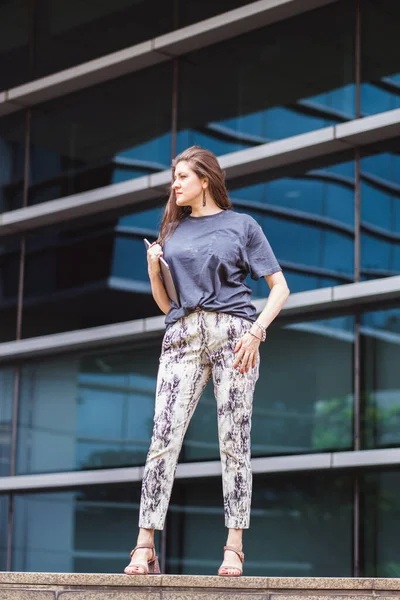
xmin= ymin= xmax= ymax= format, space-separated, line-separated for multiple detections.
xmin=148 ymin=556 xmax=160 ymax=574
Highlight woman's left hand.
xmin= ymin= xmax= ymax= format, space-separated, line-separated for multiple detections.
xmin=233 ymin=332 xmax=260 ymax=373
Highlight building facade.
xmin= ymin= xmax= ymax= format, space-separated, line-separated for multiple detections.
xmin=0 ymin=0 xmax=400 ymax=577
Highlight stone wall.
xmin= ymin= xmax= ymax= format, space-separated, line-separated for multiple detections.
xmin=1 ymin=574 xmax=400 ymax=600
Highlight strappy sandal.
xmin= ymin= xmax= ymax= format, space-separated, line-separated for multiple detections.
xmin=124 ymin=543 xmax=160 ymax=575
xmin=217 ymin=544 xmax=245 ymax=577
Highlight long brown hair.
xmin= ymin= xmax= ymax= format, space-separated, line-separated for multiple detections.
xmin=158 ymin=146 xmax=232 ymax=244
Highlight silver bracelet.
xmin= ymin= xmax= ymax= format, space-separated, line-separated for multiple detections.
xmin=249 ymin=331 xmax=262 ymax=342
xmin=253 ymin=321 xmax=267 ymax=342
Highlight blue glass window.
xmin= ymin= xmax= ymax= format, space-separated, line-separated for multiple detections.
xmin=361 ymin=145 xmax=400 ymax=279
xmin=230 ymin=158 xmax=355 ymax=294
xmin=177 ymin=0 xmax=355 ymax=156
xmin=361 ymin=307 xmax=400 ymax=449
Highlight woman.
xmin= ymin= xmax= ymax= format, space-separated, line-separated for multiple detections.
xmin=124 ymin=146 xmax=289 ymax=577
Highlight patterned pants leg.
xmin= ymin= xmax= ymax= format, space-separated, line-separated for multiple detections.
xmin=210 ymin=312 xmax=260 ymax=529
xmin=138 ymin=310 xmax=259 ymax=530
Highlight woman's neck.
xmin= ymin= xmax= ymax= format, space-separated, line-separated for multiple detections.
xmin=190 ymin=200 xmax=223 ymax=218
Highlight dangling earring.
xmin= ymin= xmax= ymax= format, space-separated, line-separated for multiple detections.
xmin=202 ymin=188 xmax=206 ymax=207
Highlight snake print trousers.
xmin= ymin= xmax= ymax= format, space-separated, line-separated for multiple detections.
xmin=139 ymin=310 xmax=260 ymax=530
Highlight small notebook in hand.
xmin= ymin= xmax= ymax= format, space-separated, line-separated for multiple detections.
xmin=144 ymin=239 xmax=180 ymax=306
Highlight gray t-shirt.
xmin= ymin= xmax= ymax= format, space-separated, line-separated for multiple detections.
xmin=163 ymin=209 xmax=281 ymax=327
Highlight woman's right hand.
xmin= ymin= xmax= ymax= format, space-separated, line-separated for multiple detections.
xmin=147 ymin=242 xmax=163 ymax=278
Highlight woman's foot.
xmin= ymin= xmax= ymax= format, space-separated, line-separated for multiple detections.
xmin=124 ymin=545 xmax=152 ymax=575
xmin=124 ymin=528 xmax=158 ymax=575
xmin=218 ymin=545 xmax=244 ymax=577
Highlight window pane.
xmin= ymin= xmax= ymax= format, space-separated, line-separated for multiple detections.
xmin=12 ymin=485 xmax=161 ymax=573
xmin=17 ymin=345 xmax=160 ymax=474
xmin=361 ymin=1 xmax=400 ymax=116
xmin=0 ymin=367 xmax=14 ymax=477
xmin=0 ymin=113 xmax=26 ymax=212
xmin=361 ymin=307 xmax=400 ymax=449
xmin=360 ymin=141 xmax=400 ymax=280
xmin=0 ymin=495 xmax=9 ymax=571
xmin=0 ymin=115 xmax=24 ymax=339
xmin=0 ymin=1 xmax=30 ymax=88
xmin=27 ymin=63 xmax=172 ymax=210
xmin=362 ymin=470 xmax=400 ymax=577
xmin=0 ymin=236 xmax=20 ymax=342
xmin=229 ymin=157 xmax=355 ymax=295
xmin=177 ymin=0 xmax=355 ymax=156
xmin=179 ymin=0 xmax=257 ymax=27
xmin=169 ymin=473 xmax=353 ymax=576
xmin=32 ymin=0 xmax=174 ymax=80
xmin=21 ymin=207 xmax=164 ymax=339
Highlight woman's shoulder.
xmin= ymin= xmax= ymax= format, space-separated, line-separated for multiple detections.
xmin=227 ymin=210 xmax=259 ymax=231
xmin=225 ymin=209 xmax=254 ymax=223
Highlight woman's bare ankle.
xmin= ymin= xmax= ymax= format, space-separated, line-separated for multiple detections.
xmin=137 ymin=527 xmax=155 ymax=545
xmin=226 ymin=528 xmax=243 ymax=551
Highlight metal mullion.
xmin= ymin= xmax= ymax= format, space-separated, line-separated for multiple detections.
xmin=352 ymin=0 xmax=362 ymax=578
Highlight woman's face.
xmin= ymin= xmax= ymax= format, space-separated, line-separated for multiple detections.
xmin=172 ymin=161 xmax=205 ymax=207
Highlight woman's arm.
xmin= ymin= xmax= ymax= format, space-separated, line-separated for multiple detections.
xmin=147 ymin=243 xmax=171 ymax=315
xmin=234 ymin=271 xmax=290 ymax=373
xmin=253 ymin=270 xmax=290 ymax=332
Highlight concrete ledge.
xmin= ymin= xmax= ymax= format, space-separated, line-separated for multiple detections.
xmin=336 ymin=107 xmax=400 ymax=145
xmin=0 ymin=573 xmax=399 ymax=598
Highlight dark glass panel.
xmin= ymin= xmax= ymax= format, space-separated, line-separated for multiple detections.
xmin=12 ymin=485 xmax=161 ymax=573
xmin=178 ymin=0 xmax=256 ymax=27
xmin=27 ymin=63 xmax=172 ymax=209
xmin=0 ymin=115 xmax=24 ymax=340
xmin=21 ymin=206 xmax=164 ymax=339
xmin=168 ymin=473 xmax=353 ymax=575
xmin=16 ymin=344 xmax=160 ymax=474
xmin=229 ymin=158 xmax=355 ymax=295
xmin=362 ymin=470 xmax=400 ymax=577
xmin=360 ymin=141 xmax=400 ymax=280
xmin=32 ymin=0 xmax=174 ymax=80
xmin=177 ymin=0 xmax=355 ymax=155
xmin=0 ymin=113 xmax=26 ymax=212
xmin=0 ymin=367 xmax=14 ymax=477
xmin=0 ymin=1 xmax=30 ymax=89
xmin=361 ymin=307 xmax=400 ymax=450
xmin=254 ymin=316 xmax=354 ymax=455
xmin=361 ymin=0 xmax=400 ymax=116
xmin=0 ymin=236 xmax=20 ymax=342
xmin=0 ymin=495 xmax=8 ymax=571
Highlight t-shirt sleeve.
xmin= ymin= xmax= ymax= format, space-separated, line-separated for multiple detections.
xmin=246 ymin=218 xmax=281 ymax=280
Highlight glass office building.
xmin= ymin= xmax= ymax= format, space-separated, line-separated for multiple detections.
xmin=1 ymin=0 xmax=400 ymax=578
